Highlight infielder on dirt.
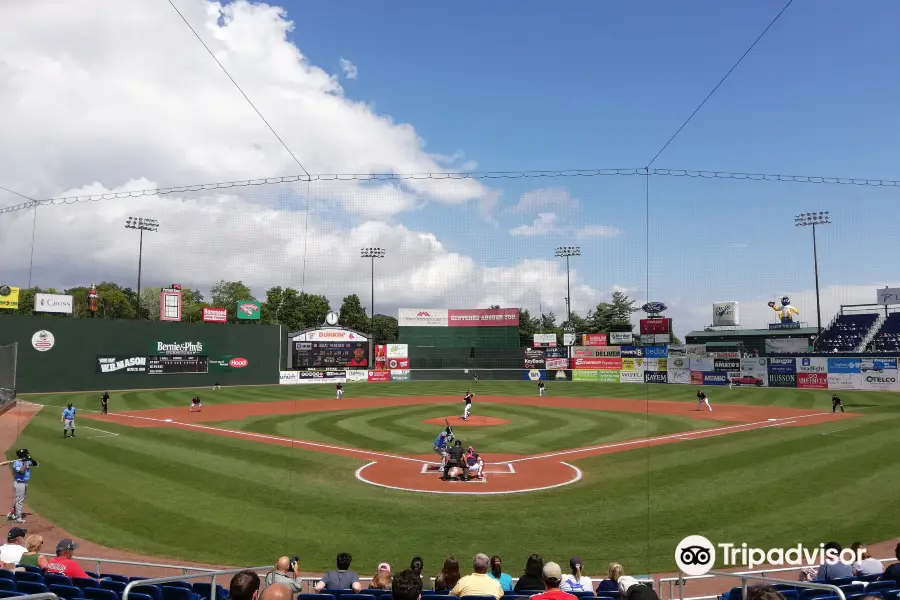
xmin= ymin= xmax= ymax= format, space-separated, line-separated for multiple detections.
xmin=462 ymin=391 xmax=474 ymax=420
xmin=697 ymin=391 xmax=712 ymax=412
xmin=61 ymin=404 xmax=76 ymax=439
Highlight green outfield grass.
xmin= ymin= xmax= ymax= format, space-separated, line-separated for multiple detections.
xmin=12 ymin=382 xmax=900 ymax=576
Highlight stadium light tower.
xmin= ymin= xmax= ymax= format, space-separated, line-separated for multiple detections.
xmin=125 ymin=217 xmax=159 ymax=318
xmin=360 ymin=247 xmax=386 ymax=336
xmin=555 ymin=246 xmax=581 ymax=325
xmin=795 ymin=211 xmax=830 ymax=339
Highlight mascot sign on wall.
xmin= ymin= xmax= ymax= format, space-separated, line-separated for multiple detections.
xmin=768 ymin=296 xmax=799 ymax=326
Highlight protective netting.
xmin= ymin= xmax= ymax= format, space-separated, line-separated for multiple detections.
xmin=0 ymin=342 xmax=17 ymax=403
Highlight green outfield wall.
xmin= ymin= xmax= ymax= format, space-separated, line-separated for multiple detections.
xmin=399 ymin=326 xmax=519 ymax=349
xmin=0 ymin=315 xmax=281 ymax=393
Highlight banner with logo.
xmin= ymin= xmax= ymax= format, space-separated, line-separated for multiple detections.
xmin=386 ymin=344 xmax=408 ymax=358
xmin=572 ymin=370 xmax=601 ymax=382
xmin=620 ymin=346 xmax=643 ymax=358
xmin=545 ymin=347 xmax=569 ymax=359
xmin=236 ymin=300 xmax=260 ymax=320
xmin=390 ymin=369 xmax=412 ymax=382
xmin=34 ymin=293 xmax=73 ymax=314
xmin=620 ymin=370 xmax=643 ymax=384
xmin=686 ymin=344 xmax=708 ymax=358
xmin=386 ymin=357 xmax=410 ymax=370
xmin=797 ymin=372 xmax=828 ymax=389
xmin=209 ymin=356 xmax=250 ymax=372
xmin=633 ymin=357 xmax=652 ymax=371
xmin=280 ymin=370 xmax=347 ymax=385
xmin=710 ymin=351 xmax=740 ymax=359
xmin=368 ymin=370 xmax=391 ymax=382
xmin=643 ymin=358 xmax=667 ymax=371
xmin=861 ymin=373 xmax=900 ymax=391
xmin=691 ymin=371 xmax=704 ymax=385
xmin=609 ymin=332 xmax=633 ymax=345
xmin=0 ymin=287 xmax=20 ymax=311
xmin=448 ymin=308 xmax=519 ymax=327
xmin=797 ymin=357 xmax=828 ymax=374
xmin=293 ymin=328 xmax=369 ymax=342
xmin=563 ymin=332 xmax=576 ymax=347
xmin=702 ymin=372 xmax=729 ymax=386
xmin=765 ymin=338 xmax=809 ymax=354
xmin=202 ymin=307 xmax=227 ymax=323
xmin=768 ymin=372 xmax=797 ymax=388
xmin=740 ymin=358 xmax=768 ymax=377
xmin=768 ymin=357 xmax=796 ymax=374
xmin=524 ymin=369 xmax=546 ymax=381
xmin=668 ymin=357 xmax=689 ymax=371
xmin=97 ymin=356 xmax=148 ymax=374
xmin=621 ymin=358 xmax=637 ymax=371
xmin=861 ymin=358 xmax=898 ymax=372
xmin=827 ymin=372 xmax=862 ymax=390
xmin=547 ymin=369 xmax=572 ymax=382
xmin=582 ymin=333 xmax=608 ymax=346
xmin=690 ymin=357 xmax=714 ymax=372
xmin=669 ymin=369 xmax=691 ymax=384
xmin=643 ymin=345 xmax=668 ymax=358
xmin=827 ymin=358 xmax=860 ymax=374
xmin=571 ymin=346 xmax=620 ymax=358
xmin=714 ymin=358 xmax=741 ymax=372
xmin=375 ymin=345 xmax=388 ymax=370
xmin=398 ymin=308 xmax=449 ymax=327
xmin=667 ymin=345 xmax=686 ymax=357
xmin=644 ymin=371 xmax=668 ymax=384
xmin=712 ymin=301 xmax=740 ymax=326
xmin=597 ymin=370 xmax=619 ymax=382
xmin=571 ymin=357 xmax=621 ymax=370
xmin=524 ymin=348 xmax=546 ymax=369
xmin=346 ymin=370 xmax=368 ymax=382
xmin=640 ymin=318 xmax=671 ymax=335
xmin=533 ymin=333 xmax=557 ymax=347
xmin=545 ymin=357 xmax=568 ymax=370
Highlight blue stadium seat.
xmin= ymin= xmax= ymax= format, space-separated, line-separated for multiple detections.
xmin=85 ymin=587 xmax=121 ymax=600
xmin=300 ymin=595 xmax=331 ymax=600
xmin=50 ymin=584 xmax=86 ymax=600
xmin=46 ymin=574 xmax=74 ymax=587
xmin=341 ymin=594 xmax=378 ymax=600
xmin=73 ymin=577 xmax=99 ymax=590
xmin=86 ymin=573 xmax=101 ymax=580
xmin=13 ymin=572 xmax=43 ymax=584
xmin=0 ymin=573 xmax=12 ymax=583
xmin=162 ymin=585 xmax=196 ymax=600
xmin=100 ymin=580 xmax=127 ymax=594
xmin=868 ymin=583 xmax=899 ymax=594
xmin=102 ymin=574 xmax=131 ymax=584
xmin=460 ymin=596 xmax=499 ymax=600
xmin=0 ymin=592 xmax=24 ymax=598
xmin=839 ymin=584 xmax=865 ymax=595
xmin=15 ymin=581 xmax=49 ymax=595
xmin=884 ymin=590 xmax=900 ymax=600
xmin=0 ymin=581 xmax=14 ymax=593
xmin=132 ymin=593 xmax=157 ymax=600
xmin=191 ymin=583 xmax=230 ymax=600
xmin=132 ymin=584 xmax=163 ymax=600
xmin=19 ymin=567 xmax=42 ymax=575
xmin=830 ymin=578 xmax=857 ymax=587
xmin=163 ymin=582 xmax=194 ymax=591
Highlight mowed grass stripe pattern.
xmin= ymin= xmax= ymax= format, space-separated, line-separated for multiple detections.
xmin=213 ymin=403 xmax=725 ymax=455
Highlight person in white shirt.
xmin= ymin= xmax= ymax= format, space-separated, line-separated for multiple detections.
xmin=850 ymin=544 xmax=884 ymax=576
xmin=0 ymin=528 xmax=28 ymax=566
xmin=560 ymin=557 xmax=593 ymax=593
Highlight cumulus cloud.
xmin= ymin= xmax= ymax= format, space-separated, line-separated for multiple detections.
xmin=513 ymin=188 xmax=579 ymax=213
xmin=509 ymin=212 xmax=559 ymax=237
xmin=508 ymin=188 xmax=620 ymax=240
xmin=338 ymin=57 xmax=358 ymax=80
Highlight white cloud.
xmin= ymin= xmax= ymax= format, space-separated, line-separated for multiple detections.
xmin=338 ymin=57 xmax=358 ymax=80
xmin=576 ymin=224 xmax=622 ymax=238
xmin=513 ymin=187 xmax=579 ymax=213
xmin=509 ymin=212 xmax=559 ymax=237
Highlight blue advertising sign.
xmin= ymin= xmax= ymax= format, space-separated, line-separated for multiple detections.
xmin=702 ymin=372 xmax=729 ymax=386
xmin=644 ymin=370 xmax=668 ymax=384
xmin=827 ymin=358 xmax=861 ymax=374
xmin=768 ymin=357 xmax=797 ymax=374
xmin=861 ymin=357 xmax=897 ymax=372
xmin=545 ymin=347 xmax=569 ymax=359
xmin=620 ymin=345 xmax=644 ymax=358
xmin=643 ymin=345 xmax=669 ymax=358
xmin=523 ymin=369 xmax=546 ymax=381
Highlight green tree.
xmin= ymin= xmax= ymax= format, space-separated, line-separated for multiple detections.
xmin=671 ymin=334 xmax=683 ymax=345
xmin=371 ymin=314 xmax=399 ymax=345
xmin=539 ymin=311 xmax=558 ymax=332
xmin=587 ymin=291 xmax=638 ymax=334
xmin=338 ymin=294 xmax=370 ymax=332
xmin=261 ymin=286 xmax=330 ymax=331
xmin=210 ymin=280 xmax=254 ymax=321
xmin=517 ymin=308 xmax=540 ymax=347
xmin=64 ymin=282 xmax=137 ymax=319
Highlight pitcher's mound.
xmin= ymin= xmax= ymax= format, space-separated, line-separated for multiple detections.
xmin=422 ymin=416 xmax=510 ymax=427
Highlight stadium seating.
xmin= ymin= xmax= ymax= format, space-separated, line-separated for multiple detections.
xmin=817 ymin=313 xmax=879 ymax=352
xmin=873 ymin=313 xmax=900 ymax=351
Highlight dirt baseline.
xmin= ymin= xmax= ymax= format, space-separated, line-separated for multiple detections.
xmin=85 ymin=395 xmax=854 ymax=495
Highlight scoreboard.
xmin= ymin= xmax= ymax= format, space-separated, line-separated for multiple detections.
xmin=148 ymin=355 xmax=209 ymax=375
xmin=293 ymin=341 xmax=368 ymax=369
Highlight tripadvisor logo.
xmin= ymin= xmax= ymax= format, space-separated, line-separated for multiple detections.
xmin=156 ymin=341 xmax=204 ymax=354
xmin=675 ymin=536 xmax=863 ymax=575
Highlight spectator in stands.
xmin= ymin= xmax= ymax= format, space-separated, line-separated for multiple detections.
xmin=393 ymin=569 xmax=423 ymax=600
xmin=560 ymin=556 xmax=593 ymax=593
xmin=617 ymin=576 xmax=641 ymax=595
xmin=230 ymin=570 xmax=261 ymax=600
xmin=489 ymin=556 xmax=513 ymax=592
xmin=597 ymin=563 xmax=624 ymax=593
xmin=410 ymin=556 xmax=425 ymax=579
xmin=0 ymin=527 xmax=28 ymax=567
xmin=45 ymin=539 xmax=94 ymax=580
xmin=623 ymin=582 xmax=660 ymax=600
xmin=880 ymin=543 xmax=900 ymax=582
xmin=531 ymin=562 xmax=577 ymax=600
xmin=316 ymin=552 xmax=362 ymax=593
xmin=434 ymin=556 xmax=462 ymax=592
xmin=805 ymin=542 xmax=854 ymax=582
xmin=370 ymin=563 xmax=393 ymax=590
xmin=514 ymin=554 xmax=545 ymax=592
xmin=16 ymin=535 xmax=48 ymax=570
xmin=449 ymin=554 xmax=503 ymax=599
xmin=263 ymin=557 xmax=304 ymax=593
xmin=850 ymin=543 xmax=883 ymax=576
xmin=744 ymin=586 xmax=785 ymax=600
xmin=260 ymin=583 xmax=292 ymax=600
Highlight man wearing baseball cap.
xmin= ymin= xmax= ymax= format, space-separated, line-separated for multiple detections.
xmin=530 ymin=562 xmax=577 ymax=600
xmin=45 ymin=539 xmax=93 ymax=580
xmin=0 ymin=527 xmax=28 ymax=566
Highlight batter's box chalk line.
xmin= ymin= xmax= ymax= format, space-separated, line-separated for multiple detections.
xmin=419 ymin=462 xmax=513 ymax=475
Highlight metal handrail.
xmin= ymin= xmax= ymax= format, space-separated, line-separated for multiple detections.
xmin=122 ymin=566 xmax=272 ymax=600
xmin=37 ymin=553 xmax=223 ymax=576
xmin=708 ymin=571 xmax=846 ymax=600
xmin=9 ymin=595 xmax=58 ymax=600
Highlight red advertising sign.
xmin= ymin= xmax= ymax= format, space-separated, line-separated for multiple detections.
xmin=640 ymin=318 xmax=671 ymax=335
xmin=368 ymin=370 xmax=390 ymax=382
xmin=375 ymin=345 xmax=388 ymax=371
xmin=202 ymin=307 xmax=228 ymax=323
xmin=386 ymin=357 xmax=410 ymax=370
xmin=448 ymin=308 xmax=520 ymax=327
xmin=570 ymin=357 xmax=622 ymax=370
xmin=797 ymin=372 xmax=828 ymax=389
xmin=691 ymin=371 xmax=704 ymax=385
xmin=582 ymin=333 xmax=608 ymax=346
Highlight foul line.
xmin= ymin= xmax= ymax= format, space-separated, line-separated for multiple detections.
xmin=822 ymin=424 xmax=863 ymax=435
xmin=81 ymin=426 xmax=120 ymax=439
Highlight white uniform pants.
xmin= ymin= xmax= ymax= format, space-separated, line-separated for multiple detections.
xmin=463 ymin=403 xmax=472 ymax=419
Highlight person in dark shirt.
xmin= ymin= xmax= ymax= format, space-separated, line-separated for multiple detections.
xmin=831 ymin=394 xmax=844 ymax=413
xmin=442 ymin=441 xmax=467 ymax=481
xmin=100 ymin=392 xmax=110 ymax=415
xmin=514 ymin=554 xmax=545 ymax=593
xmin=881 ymin=543 xmax=900 ymax=582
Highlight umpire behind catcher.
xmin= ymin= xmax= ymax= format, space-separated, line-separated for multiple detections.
xmin=442 ymin=440 xmax=468 ymax=481
xmin=1 ymin=449 xmax=38 ymax=524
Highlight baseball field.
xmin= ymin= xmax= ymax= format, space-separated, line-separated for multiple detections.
xmin=10 ymin=382 xmax=899 ymax=575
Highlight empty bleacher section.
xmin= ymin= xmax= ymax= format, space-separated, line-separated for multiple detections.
xmin=873 ymin=313 xmax=900 ymax=352
xmin=816 ymin=313 xmax=879 ymax=352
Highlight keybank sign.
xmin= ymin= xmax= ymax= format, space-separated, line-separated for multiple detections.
xmin=154 ymin=341 xmax=204 ymax=355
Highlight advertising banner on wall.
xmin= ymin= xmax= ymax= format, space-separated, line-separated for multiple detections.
xmin=712 ymin=301 xmax=740 ymax=326
xmin=582 ymin=333 xmax=608 ymax=346
xmin=862 ymin=357 xmax=898 ymax=371
xmin=293 ymin=329 xmax=369 ymax=342
xmin=545 ymin=347 xmax=569 ymax=359
xmin=620 ymin=346 xmax=643 ymax=358
xmin=390 ymin=370 xmax=412 ymax=382
xmin=691 ymin=371 xmax=704 ymax=385
xmin=643 ymin=358 xmax=667 ymax=371
xmin=533 ymin=333 xmax=558 ymax=347
xmin=572 ymin=370 xmax=601 ymax=381
xmin=740 ymin=358 xmax=768 ymax=377
xmin=620 ymin=370 xmax=643 ymax=384
xmin=643 ymin=345 xmax=669 ymax=358
xmin=797 ymin=357 xmax=828 ymax=373
xmin=827 ymin=358 xmax=860 ymax=373
xmin=667 ymin=345 xmax=686 ymax=357
xmin=877 ymin=287 xmax=900 ymax=305
xmin=346 ymin=370 xmax=368 ymax=382
xmin=448 ymin=308 xmax=519 ymax=327
xmin=686 ymin=344 xmax=708 ymax=358
xmin=524 ymin=348 xmax=546 ymax=369
xmin=768 ymin=357 xmax=797 ymax=374
xmin=609 ymin=332 xmax=633 ymax=345
xmin=861 ymin=373 xmax=900 ymax=391
xmin=702 ymin=372 xmax=729 ymax=386
xmin=545 ymin=357 xmax=568 ymax=370
xmin=827 ymin=373 xmax=862 ymax=390
xmin=797 ymin=373 xmax=828 ymax=389
xmin=710 ymin=351 xmax=740 ymax=359
xmin=644 ymin=371 xmax=668 ymax=384
xmin=201 ymin=307 xmax=227 ymax=323
xmin=768 ymin=373 xmax=797 ymax=387
xmin=690 ymin=357 xmax=714 ymax=372
xmin=280 ymin=370 xmax=348 ymax=385
xmin=669 ymin=369 xmax=691 ymax=384
xmin=398 ymin=309 xmax=449 ymax=327
xmin=368 ymin=370 xmax=391 ymax=382
xmin=386 ymin=357 xmax=411 ymax=370
xmin=597 ymin=370 xmax=619 ymax=382
xmin=570 ymin=357 xmax=622 ymax=370
xmin=547 ymin=369 xmax=572 ymax=381
xmin=96 ymin=356 xmax=148 ymax=374
xmin=375 ymin=345 xmax=387 ymax=370
xmin=668 ymin=357 xmax=689 ymax=371
xmin=34 ymin=293 xmax=74 ymax=315
xmin=386 ymin=344 xmax=408 ymax=358
xmin=571 ymin=346 xmax=620 ymax=358
xmin=160 ymin=288 xmax=182 ymax=321
xmin=640 ymin=318 xmax=671 ymax=335
xmin=714 ymin=358 xmax=741 ymax=372
xmin=765 ymin=338 xmax=809 ymax=354
xmin=0 ymin=286 xmax=20 ymax=310
xmin=236 ymin=299 xmax=260 ymax=320
xmin=524 ymin=369 xmax=546 ymax=381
